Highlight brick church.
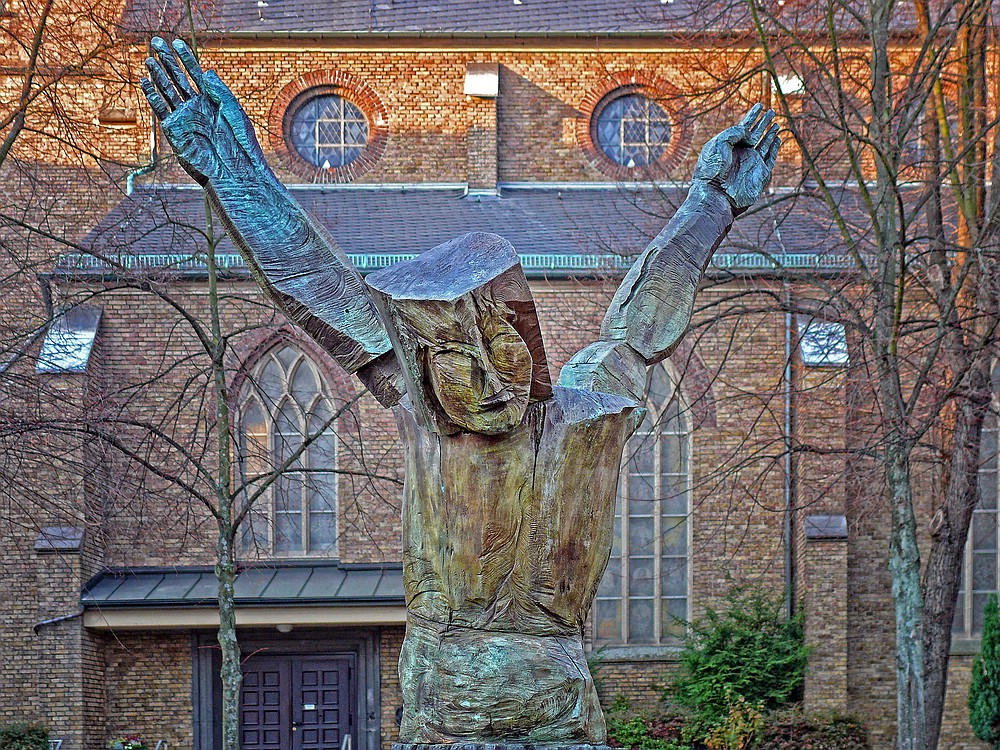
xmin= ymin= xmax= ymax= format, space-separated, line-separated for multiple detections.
xmin=0 ymin=0 xmax=989 ymax=748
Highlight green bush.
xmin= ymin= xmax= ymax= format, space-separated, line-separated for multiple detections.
xmin=606 ymin=702 xmax=870 ymax=750
xmin=606 ymin=696 xmax=691 ymax=750
xmin=0 ymin=724 xmax=49 ymax=750
xmin=667 ymin=585 xmax=809 ymax=739
xmin=704 ymin=693 xmax=764 ymax=750
xmin=970 ymin=593 xmax=1000 ymax=747
xmin=755 ymin=710 xmax=870 ymax=750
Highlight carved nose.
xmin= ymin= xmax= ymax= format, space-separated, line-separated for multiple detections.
xmin=481 ymin=388 xmax=513 ymax=407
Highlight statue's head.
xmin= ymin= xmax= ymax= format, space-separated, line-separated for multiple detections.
xmin=367 ymin=232 xmax=552 ymax=435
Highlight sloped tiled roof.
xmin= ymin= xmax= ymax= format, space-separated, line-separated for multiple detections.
xmin=121 ymin=0 xmax=733 ymax=36
xmin=81 ymin=562 xmax=405 ymax=608
xmin=65 ymin=183 xmax=855 ymax=278
xmin=130 ymin=0 xmax=998 ymax=40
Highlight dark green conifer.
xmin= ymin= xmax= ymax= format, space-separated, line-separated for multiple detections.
xmin=970 ymin=594 xmax=1000 ymax=747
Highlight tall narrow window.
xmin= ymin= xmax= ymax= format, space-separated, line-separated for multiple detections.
xmin=595 ymin=363 xmax=690 ymax=645
xmin=238 ymin=345 xmax=338 ymax=556
xmin=956 ymin=396 xmax=999 ymax=637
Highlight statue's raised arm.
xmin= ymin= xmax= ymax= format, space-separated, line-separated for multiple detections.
xmin=141 ymin=38 xmax=402 ymax=405
xmin=560 ymin=104 xmax=781 ymax=402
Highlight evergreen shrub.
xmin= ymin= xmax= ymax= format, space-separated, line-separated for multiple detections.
xmin=606 ymin=696 xmax=690 ymax=750
xmin=666 ymin=585 xmax=809 ymax=739
xmin=607 ymin=707 xmax=871 ymax=750
xmin=0 ymin=724 xmax=48 ymax=750
xmin=970 ymin=593 xmax=1000 ymax=747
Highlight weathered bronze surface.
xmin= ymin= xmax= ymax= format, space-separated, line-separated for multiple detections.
xmin=142 ymin=39 xmax=780 ymax=748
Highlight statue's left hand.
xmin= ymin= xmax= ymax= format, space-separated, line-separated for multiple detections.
xmin=693 ymin=103 xmax=781 ymax=216
xmin=140 ymin=37 xmax=266 ymax=186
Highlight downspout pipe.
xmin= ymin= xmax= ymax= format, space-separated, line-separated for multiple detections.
xmin=33 ymin=607 xmax=84 ymax=635
xmin=126 ymin=161 xmax=157 ymax=195
xmin=784 ymin=280 xmax=796 ymax=619
xmin=126 ymin=45 xmax=159 ymax=197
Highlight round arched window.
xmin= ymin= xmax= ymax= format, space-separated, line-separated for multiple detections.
xmin=271 ymin=72 xmax=388 ymax=182
xmin=593 ymin=91 xmax=673 ymax=168
xmin=288 ymin=94 xmax=370 ymax=170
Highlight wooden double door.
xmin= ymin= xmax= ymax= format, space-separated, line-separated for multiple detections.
xmin=241 ymin=654 xmax=356 ymax=750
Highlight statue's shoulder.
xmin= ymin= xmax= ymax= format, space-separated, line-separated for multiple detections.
xmin=545 ymin=386 xmax=638 ymax=426
xmin=393 ymin=388 xmax=638 ymax=437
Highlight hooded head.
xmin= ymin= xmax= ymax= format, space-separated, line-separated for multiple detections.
xmin=366 ymin=232 xmax=552 ymax=435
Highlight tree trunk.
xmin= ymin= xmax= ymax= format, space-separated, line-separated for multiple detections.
xmin=217 ymin=532 xmax=242 ymax=750
xmin=887 ymin=443 xmax=928 ymax=750
xmin=206 ymin=194 xmax=242 ymax=750
xmin=923 ymin=361 xmax=991 ymax=750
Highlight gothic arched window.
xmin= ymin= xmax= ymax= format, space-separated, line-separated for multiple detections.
xmin=594 ymin=363 xmax=691 ymax=646
xmin=957 ymin=368 xmax=1000 ymax=636
xmin=238 ymin=345 xmax=338 ymax=556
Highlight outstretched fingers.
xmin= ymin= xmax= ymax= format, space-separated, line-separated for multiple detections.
xmin=764 ymin=134 xmax=782 ymax=172
xmin=144 ymin=56 xmax=182 ymax=111
xmin=172 ymin=39 xmax=205 ymax=93
xmin=151 ymin=37 xmax=197 ymax=100
xmin=748 ymin=109 xmax=776 ymax=145
xmin=733 ymin=103 xmax=766 ymax=143
xmin=140 ymin=78 xmax=170 ymax=120
xmin=758 ymin=121 xmax=781 ymax=149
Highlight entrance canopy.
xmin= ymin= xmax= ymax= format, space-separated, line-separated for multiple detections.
xmin=81 ymin=561 xmax=406 ymax=629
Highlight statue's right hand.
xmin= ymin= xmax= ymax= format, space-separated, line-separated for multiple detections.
xmin=141 ymin=37 xmax=265 ymax=186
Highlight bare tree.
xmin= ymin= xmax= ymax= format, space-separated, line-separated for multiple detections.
xmin=649 ymin=0 xmax=1000 ymax=746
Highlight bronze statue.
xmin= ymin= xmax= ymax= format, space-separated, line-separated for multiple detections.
xmin=142 ymin=37 xmax=780 ymax=749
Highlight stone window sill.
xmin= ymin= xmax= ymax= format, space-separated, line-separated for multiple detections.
xmin=589 ymin=644 xmax=682 ymax=663
xmin=952 ymin=637 xmax=983 ymax=655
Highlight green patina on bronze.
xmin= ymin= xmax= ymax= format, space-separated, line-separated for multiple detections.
xmin=141 ymin=38 xmax=781 ymax=747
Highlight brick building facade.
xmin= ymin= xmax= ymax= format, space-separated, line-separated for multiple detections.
xmin=0 ymin=1 xmax=990 ymax=748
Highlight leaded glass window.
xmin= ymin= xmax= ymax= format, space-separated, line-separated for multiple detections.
xmin=594 ymin=363 xmax=690 ymax=645
xmin=289 ymin=94 xmax=369 ymax=170
xmin=593 ymin=91 xmax=673 ymax=168
xmin=238 ymin=345 xmax=338 ymax=556
xmin=956 ymin=399 xmax=1000 ymax=636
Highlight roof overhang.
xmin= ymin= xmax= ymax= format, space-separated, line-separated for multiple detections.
xmin=70 ymin=183 xmax=857 ymax=281
xmin=81 ymin=562 xmax=406 ymax=630
xmin=83 ymin=604 xmax=407 ymax=630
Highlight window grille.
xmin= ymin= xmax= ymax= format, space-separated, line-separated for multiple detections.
xmin=594 ymin=363 xmax=690 ymax=645
xmin=593 ymin=91 xmax=673 ymax=168
xmin=956 ymin=402 xmax=999 ymax=636
xmin=238 ymin=345 xmax=338 ymax=556
xmin=288 ymin=94 xmax=369 ymax=170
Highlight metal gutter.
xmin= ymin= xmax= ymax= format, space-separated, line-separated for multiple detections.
xmin=125 ymin=28 xmax=921 ymax=44
xmin=131 ymin=181 xmax=470 ymax=192
xmin=50 ymin=250 xmax=859 ymax=280
xmin=498 ymin=180 xmax=690 ymax=191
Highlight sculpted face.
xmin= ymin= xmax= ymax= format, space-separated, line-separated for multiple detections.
xmin=365 ymin=232 xmax=553 ymax=435
xmin=423 ymin=302 xmax=533 ymax=434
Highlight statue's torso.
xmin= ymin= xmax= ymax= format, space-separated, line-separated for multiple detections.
xmin=395 ymin=386 xmax=638 ymax=636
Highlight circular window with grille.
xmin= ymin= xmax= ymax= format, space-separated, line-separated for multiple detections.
xmin=578 ymin=73 xmax=689 ymax=179
xmin=289 ymin=94 xmax=370 ymax=170
xmin=271 ymin=72 xmax=388 ymax=182
xmin=593 ymin=91 xmax=673 ymax=168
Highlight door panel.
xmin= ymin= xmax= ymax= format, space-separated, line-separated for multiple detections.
xmin=241 ymin=658 xmax=290 ymax=750
xmin=241 ymin=654 xmax=355 ymax=750
xmin=294 ymin=658 xmax=354 ymax=750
